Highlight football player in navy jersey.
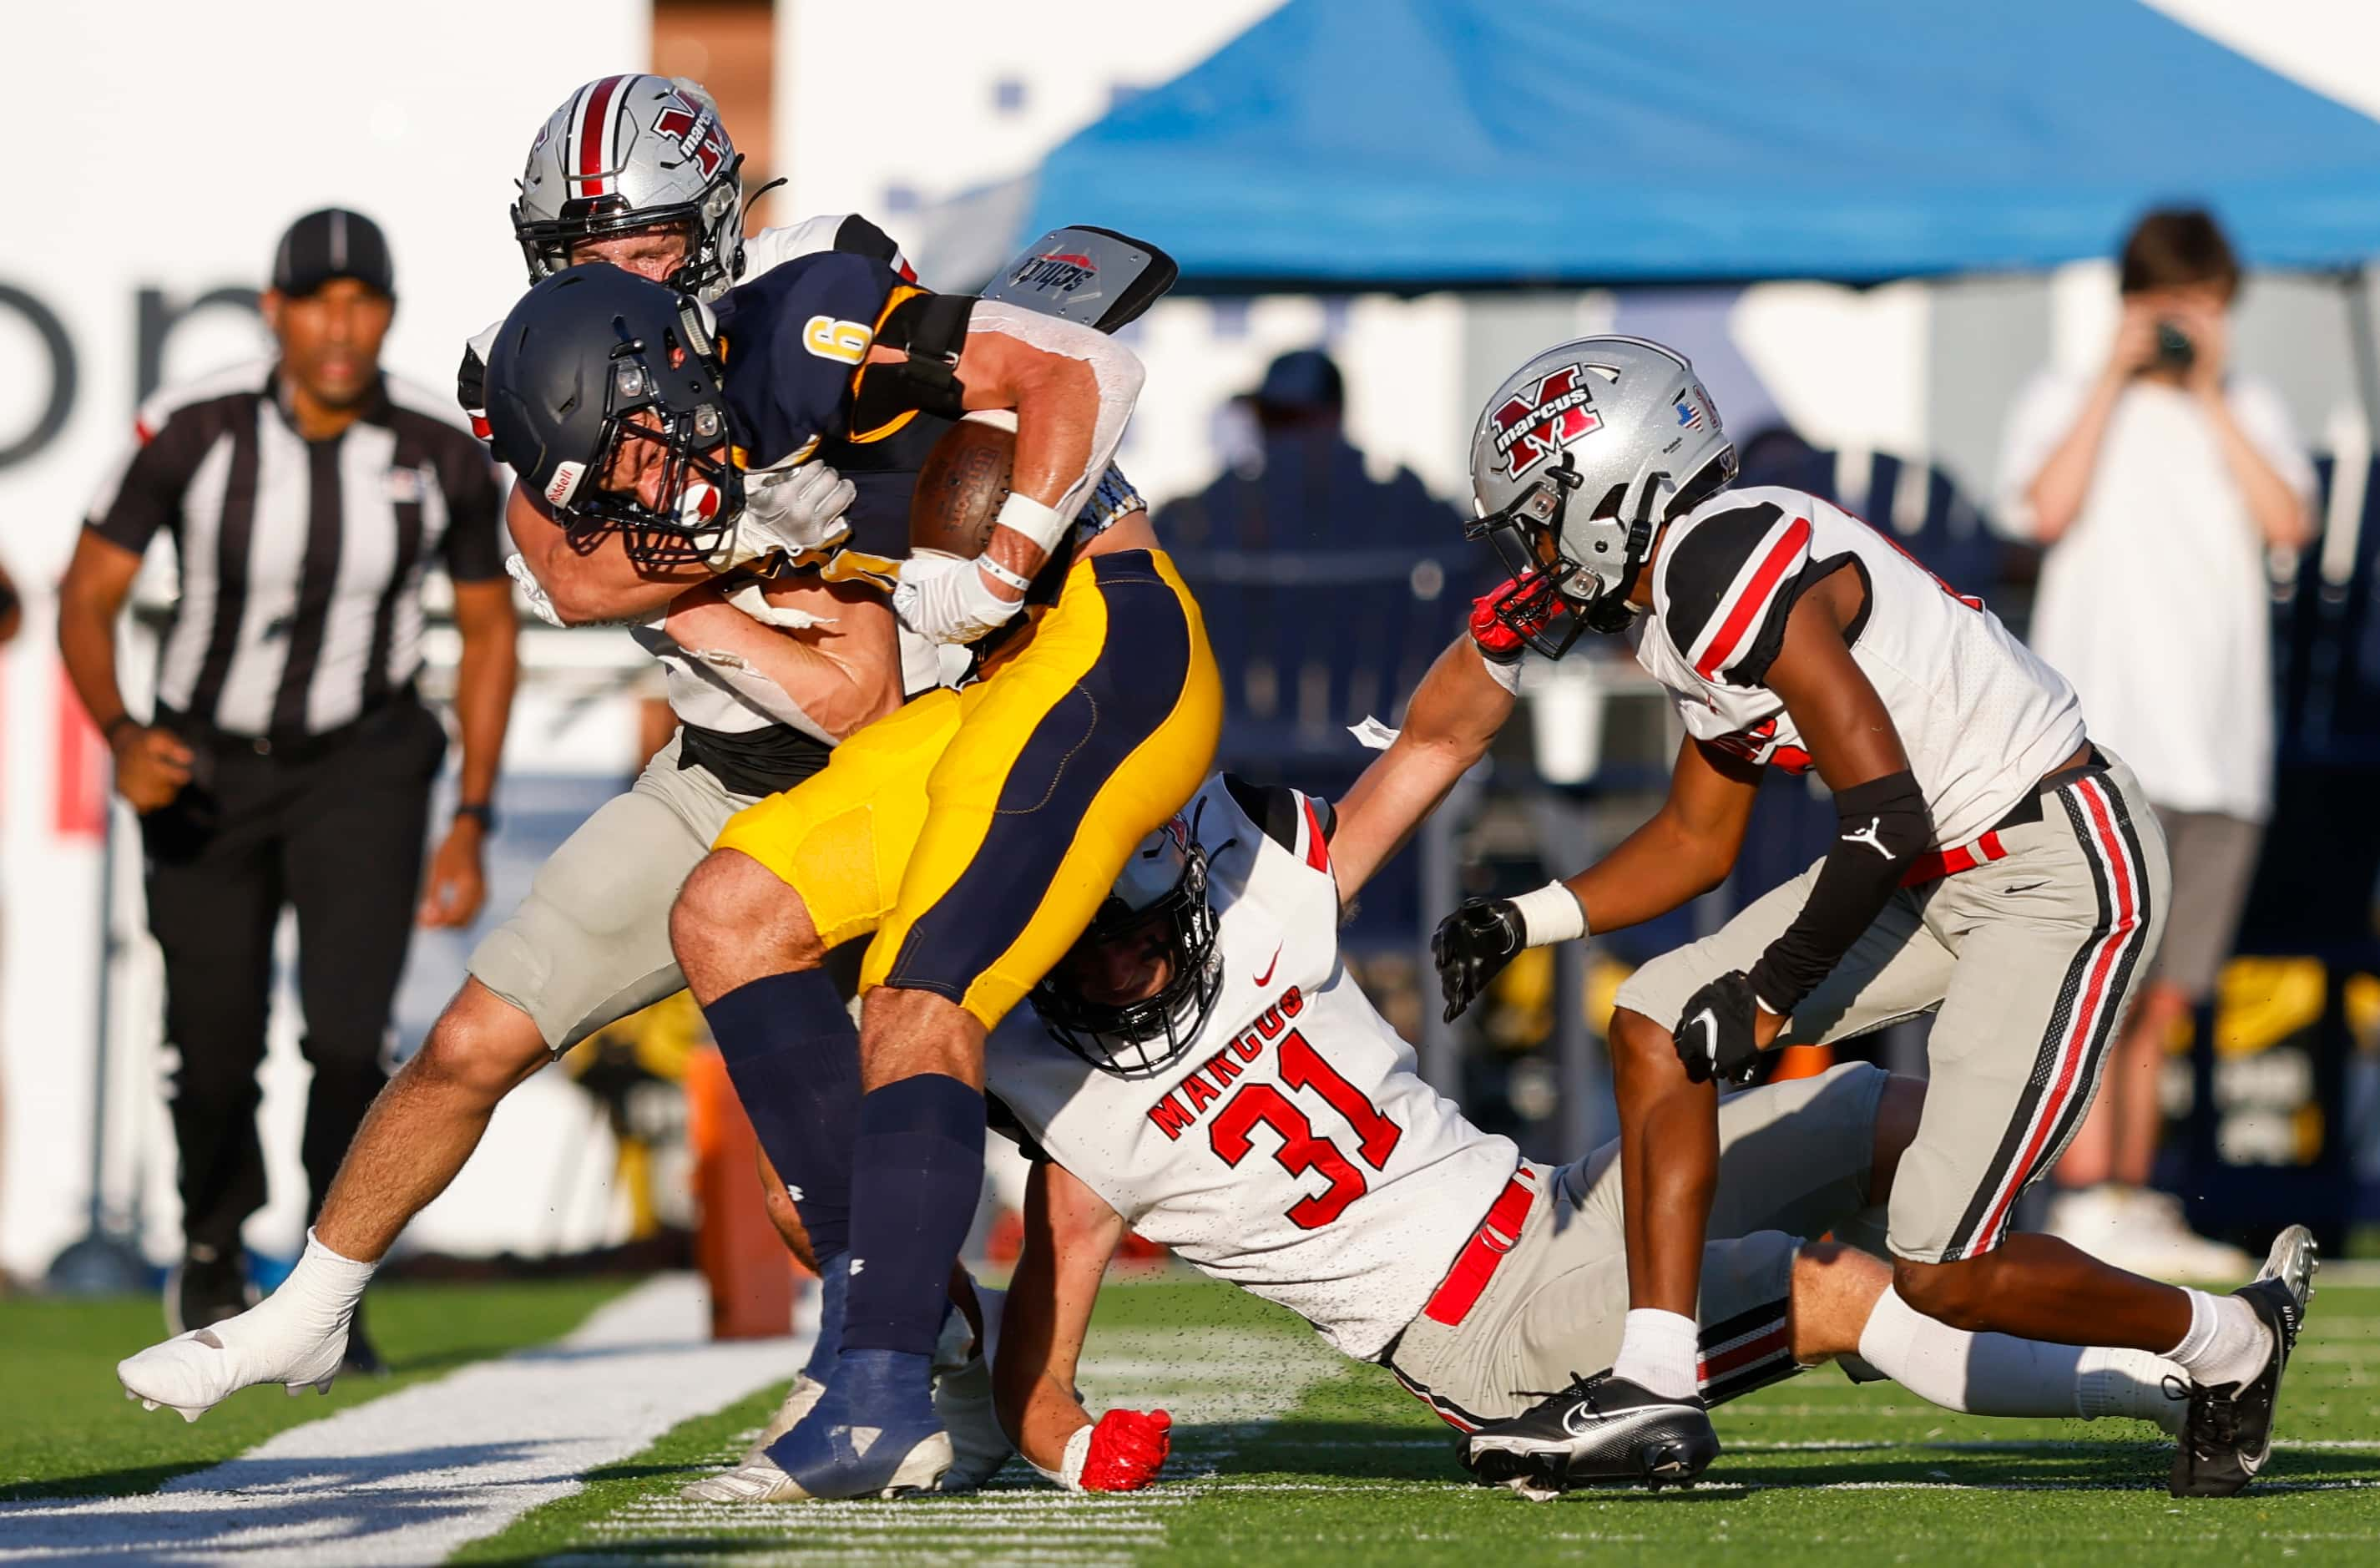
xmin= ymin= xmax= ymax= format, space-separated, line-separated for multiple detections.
xmin=472 ymin=230 xmax=1218 ymax=1499
xmin=1420 ymin=336 xmax=2312 ymax=1499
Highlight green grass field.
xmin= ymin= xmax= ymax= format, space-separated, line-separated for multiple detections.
xmin=0 ymin=1277 xmax=627 ymax=1505
xmin=5 ymin=1273 xmax=2374 ymax=1565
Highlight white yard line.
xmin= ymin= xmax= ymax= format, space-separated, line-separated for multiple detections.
xmin=577 ymin=1318 xmax=1347 ymax=1566
xmin=0 ymin=1274 xmax=810 ymax=1567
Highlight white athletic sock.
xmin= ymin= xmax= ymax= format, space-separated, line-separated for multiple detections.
xmin=2165 ymin=1287 xmax=2271 ymax=1389
xmin=1611 ymin=1308 xmax=1701 ymax=1400
xmin=2077 ymin=1345 xmax=2191 ymax=1436
xmin=274 ymin=1227 xmax=377 ymax=1336
xmin=1856 ymin=1286 xmax=2185 ymax=1433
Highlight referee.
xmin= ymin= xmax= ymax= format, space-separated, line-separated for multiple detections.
xmin=58 ymin=209 xmax=518 ymax=1363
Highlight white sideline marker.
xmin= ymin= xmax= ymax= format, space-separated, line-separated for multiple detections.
xmin=0 ymin=1273 xmax=810 ymax=1565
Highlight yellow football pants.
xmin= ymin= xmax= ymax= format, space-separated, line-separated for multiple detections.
xmin=714 ymin=548 xmax=1220 ymax=1028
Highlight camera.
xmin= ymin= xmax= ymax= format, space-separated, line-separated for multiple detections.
xmin=2154 ymin=319 xmax=2196 ymax=373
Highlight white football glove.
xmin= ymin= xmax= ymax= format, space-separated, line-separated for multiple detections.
xmin=506 ymin=553 xmax=567 ymax=628
xmin=703 ymin=462 xmax=856 ymax=571
xmin=892 ymin=552 xmax=1024 ymax=645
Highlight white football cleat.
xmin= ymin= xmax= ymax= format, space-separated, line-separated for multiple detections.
xmin=117 ymin=1301 xmax=346 ymax=1422
xmin=682 ymin=1453 xmax=813 ymax=1504
xmin=736 ymin=1373 xmax=828 ymax=1466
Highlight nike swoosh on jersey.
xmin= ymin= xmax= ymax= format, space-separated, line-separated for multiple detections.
xmin=1253 ymin=944 xmax=1283 ymax=988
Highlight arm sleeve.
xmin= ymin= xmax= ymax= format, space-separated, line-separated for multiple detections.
xmin=437 ymin=441 xmax=508 ymax=583
xmin=1991 ymin=371 xmax=2083 ymax=541
xmin=84 ymin=402 xmax=212 ymax=554
xmin=1659 ymin=501 xmax=1815 ymax=687
xmin=1744 ymin=769 xmax=1931 ymax=1013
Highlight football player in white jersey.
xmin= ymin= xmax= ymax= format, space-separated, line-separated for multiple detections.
xmin=1422 ymin=336 xmax=2312 ymax=1498
xmin=809 ymin=761 xmax=2263 ymax=1501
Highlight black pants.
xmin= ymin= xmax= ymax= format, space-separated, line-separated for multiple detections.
xmin=141 ymin=698 xmax=447 ymax=1255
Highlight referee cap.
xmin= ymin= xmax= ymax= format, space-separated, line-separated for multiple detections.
xmin=272 ymin=208 xmax=395 ymax=299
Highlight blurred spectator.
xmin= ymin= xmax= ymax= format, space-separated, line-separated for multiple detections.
xmin=1995 ymin=206 xmax=2314 ymax=1277
xmin=1155 ymin=348 xmax=1461 ymax=552
xmin=56 ymin=209 xmax=518 ymax=1351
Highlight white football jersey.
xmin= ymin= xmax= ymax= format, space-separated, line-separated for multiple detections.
xmin=987 ymin=775 xmax=1521 ymax=1361
xmin=1633 ymin=485 xmax=2086 ymax=846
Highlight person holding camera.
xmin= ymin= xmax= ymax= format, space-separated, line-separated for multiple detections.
xmin=1995 ymin=206 xmax=2313 ymax=1278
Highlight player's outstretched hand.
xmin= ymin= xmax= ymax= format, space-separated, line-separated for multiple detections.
xmin=1674 ymin=970 xmax=1763 ymax=1085
xmin=1433 ymin=898 xmax=1525 ymax=1023
xmin=1080 ymin=1409 xmax=1171 ymax=1492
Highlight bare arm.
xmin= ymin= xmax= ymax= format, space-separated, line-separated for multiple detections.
xmin=993 ymin=1159 xmax=1127 ymax=1472
xmin=1330 ymin=638 xmax=1518 ymax=906
xmin=58 ymin=529 xmax=192 ymax=812
xmin=505 ymin=483 xmax=712 ymax=625
xmin=1761 ymin=566 xmax=1914 ymax=793
xmin=417 ymin=579 xmax=519 ymax=929
xmin=1558 ymin=736 xmax=1764 ymax=935
xmin=658 ymin=575 xmax=905 ymax=739
xmin=2020 ymin=303 xmax=2162 ymax=545
xmin=2201 ymin=393 xmax=2312 ymax=550
xmin=878 ymin=309 xmax=1143 ymax=636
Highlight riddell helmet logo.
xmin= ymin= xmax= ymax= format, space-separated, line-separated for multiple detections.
xmin=544 ymin=459 xmax=586 ymax=507
xmin=1010 ymin=251 xmax=1097 ymax=293
xmin=1489 ymin=363 xmax=1603 ymax=480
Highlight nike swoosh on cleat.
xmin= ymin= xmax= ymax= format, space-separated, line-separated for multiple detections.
xmin=1253 ymin=944 xmax=1282 ymax=988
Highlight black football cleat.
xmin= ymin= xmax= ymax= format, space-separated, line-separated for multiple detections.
xmin=2170 ymin=1223 xmax=2317 ymax=1499
xmin=1461 ymin=1373 xmax=1720 ymax=1500
xmin=341 ymin=1300 xmax=388 ymax=1378
xmin=165 ymin=1246 xmax=253 ymax=1337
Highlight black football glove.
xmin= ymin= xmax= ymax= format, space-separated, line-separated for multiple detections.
xmin=1433 ymin=898 xmax=1526 ymax=1023
xmin=1674 ymin=971 xmax=1764 ymax=1085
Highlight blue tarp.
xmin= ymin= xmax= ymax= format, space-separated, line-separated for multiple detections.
xmin=1018 ymin=0 xmax=2380 ymax=290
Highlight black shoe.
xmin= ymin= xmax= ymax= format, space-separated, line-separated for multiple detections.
xmin=341 ymin=1301 xmax=387 ymax=1378
xmin=164 ymin=1246 xmax=253 ymax=1336
xmin=2170 ymin=1223 xmax=2317 ymax=1499
xmin=1461 ymin=1373 xmax=1720 ymax=1499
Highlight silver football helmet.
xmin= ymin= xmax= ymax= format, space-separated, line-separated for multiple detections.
xmin=512 ymin=74 xmax=750 ymax=300
xmin=1466 ymin=336 xmax=1737 ymax=655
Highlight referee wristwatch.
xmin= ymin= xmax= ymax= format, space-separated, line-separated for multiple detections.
xmin=453 ymin=801 xmax=499 ymax=834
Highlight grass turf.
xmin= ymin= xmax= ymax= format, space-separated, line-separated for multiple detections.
xmin=463 ymin=1277 xmax=2380 ymax=1568
xmin=0 ymin=1277 xmax=629 ymax=1504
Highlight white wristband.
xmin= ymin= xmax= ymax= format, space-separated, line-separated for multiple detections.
xmin=1031 ymin=1424 xmax=1093 ymax=1491
xmin=994 ymin=492 xmax=1069 ymax=554
xmin=1479 ymin=653 xmax=1524 ymax=695
xmin=1510 ymin=881 xmax=1588 ymax=947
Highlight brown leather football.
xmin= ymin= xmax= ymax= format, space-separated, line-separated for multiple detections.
xmin=910 ymin=417 xmax=1015 ymax=558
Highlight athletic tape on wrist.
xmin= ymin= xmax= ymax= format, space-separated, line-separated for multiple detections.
xmin=994 ymin=492 xmax=1069 ymax=554
xmin=1511 ymin=880 xmax=1588 ymax=947
xmin=1031 ymin=1424 xmax=1093 ymax=1491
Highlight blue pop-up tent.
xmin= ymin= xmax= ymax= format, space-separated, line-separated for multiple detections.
xmin=1007 ymin=0 xmax=2380 ymax=291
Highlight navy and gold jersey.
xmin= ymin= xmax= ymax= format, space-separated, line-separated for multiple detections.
xmin=714 ymin=250 xmax=908 ymax=469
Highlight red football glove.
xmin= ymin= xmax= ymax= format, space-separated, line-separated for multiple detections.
xmin=1469 ymin=574 xmax=1566 ymax=663
xmin=1079 ymin=1408 xmax=1172 ymax=1492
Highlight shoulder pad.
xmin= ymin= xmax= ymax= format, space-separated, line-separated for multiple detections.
xmin=1660 ymin=500 xmax=1815 ymax=686
xmin=1220 ymin=774 xmax=1334 ymax=865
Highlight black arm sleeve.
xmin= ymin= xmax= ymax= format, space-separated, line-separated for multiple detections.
xmin=1745 ymin=769 xmax=1931 ymax=1013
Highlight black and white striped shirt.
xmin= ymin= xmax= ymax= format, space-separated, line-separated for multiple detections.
xmin=86 ymin=360 xmax=504 ymax=737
